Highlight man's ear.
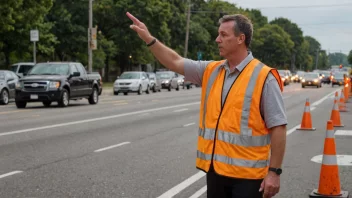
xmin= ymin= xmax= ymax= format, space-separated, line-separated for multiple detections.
xmin=238 ymin=34 xmax=245 ymax=45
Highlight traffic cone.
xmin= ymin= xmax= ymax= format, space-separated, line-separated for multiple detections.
xmin=309 ymin=120 xmax=349 ymax=197
xmin=339 ymin=89 xmax=349 ymax=112
xmin=297 ymin=98 xmax=316 ymax=130
xmin=331 ymin=92 xmax=344 ymax=127
xmin=344 ymin=83 xmax=349 ymax=102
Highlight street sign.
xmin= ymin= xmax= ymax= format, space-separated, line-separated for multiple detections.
xmin=197 ymin=51 xmax=202 ymax=60
xmin=30 ymin=30 xmax=39 ymax=42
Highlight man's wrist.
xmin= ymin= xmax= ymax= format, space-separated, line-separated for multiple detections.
xmin=269 ymin=167 xmax=282 ymax=175
xmin=145 ymin=36 xmax=155 ymax=45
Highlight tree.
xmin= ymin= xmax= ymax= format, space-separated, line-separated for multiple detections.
xmin=251 ymin=24 xmax=294 ymax=68
xmin=304 ymin=36 xmax=321 ymax=69
xmin=94 ymin=0 xmax=172 ymax=74
xmin=295 ymin=39 xmax=310 ymax=71
xmin=329 ymin=52 xmax=349 ymax=66
xmin=270 ymin=18 xmax=304 ymax=71
xmin=348 ymin=50 xmax=352 ymax=65
xmin=0 ymin=0 xmax=54 ymax=67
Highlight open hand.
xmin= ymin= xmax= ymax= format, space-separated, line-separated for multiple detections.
xmin=126 ymin=12 xmax=154 ymax=43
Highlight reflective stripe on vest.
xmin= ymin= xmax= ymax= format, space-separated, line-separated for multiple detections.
xmin=197 ymin=150 xmax=268 ymax=168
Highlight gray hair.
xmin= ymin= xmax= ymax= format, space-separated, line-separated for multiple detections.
xmin=219 ymin=14 xmax=253 ymax=47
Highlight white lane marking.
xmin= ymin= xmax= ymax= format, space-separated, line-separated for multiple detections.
xmin=310 ymin=107 xmax=316 ymax=111
xmin=189 ymin=185 xmax=207 ymax=198
xmin=283 ymin=95 xmax=292 ymax=99
xmin=286 ymin=124 xmax=301 ymax=136
xmin=139 ymin=113 xmax=150 ymax=117
xmin=311 ymin=90 xmax=338 ymax=107
xmin=0 ymin=171 xmax=23 ymax=179
xmin=156 ymin=171 xmax=206 ymax=198
xmin=0 ymin=102 xmax=200 ymax=137
xmin=335 ymin=130 xmax=352 ymax=136
xmin=311 ymin=155 xmax=352 ymax=166
xmin=174 ymin=108 xmax=188 ymax=113
xmin=184 ymin=123 xmax=195 ymax=127
xmin=94 ymin=142 xmax=130 ymax=153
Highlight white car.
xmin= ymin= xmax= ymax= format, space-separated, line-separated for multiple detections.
xmin=114 ymin=71 xmax=150 ymax=95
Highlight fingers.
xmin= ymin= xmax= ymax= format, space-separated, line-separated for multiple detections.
xmin=259 ymin=180 xmax=265 ymax=192
xmin=126 ymin=12 xmax=141 ymax=25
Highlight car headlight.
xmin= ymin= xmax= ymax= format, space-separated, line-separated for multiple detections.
xmin=163 ymin=80 xmax=169 ymax=84
xmin=16 ymin=82 xmax=23 ymax=89
xmin=302 ymin=79 xmax=306 ymax=82
xmin=49 ymin=81 xmax=60 ymax=89
xmin=314 ymin=79 xmax=318 ymax=83
xmin=281 ymin=77 xmax=285 ymax=81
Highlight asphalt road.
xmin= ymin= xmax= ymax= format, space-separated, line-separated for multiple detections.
xmin=0 ymin=83 xmax=351 ymax=198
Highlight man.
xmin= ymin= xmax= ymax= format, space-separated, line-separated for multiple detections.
xmin=127 ymin=12 xmax=287 ymax=198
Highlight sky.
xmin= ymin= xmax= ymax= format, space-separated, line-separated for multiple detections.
xmin=226 ymin=0 xmax=352 ymax=55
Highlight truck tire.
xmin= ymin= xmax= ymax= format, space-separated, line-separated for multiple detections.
xmin=89 ymin=87 xmax=99 ymax=104
xmin=0 ymin=89 xmax=9 ymax=105
xmin=58 ymin=89 xmax=69 ymax=107
xmin=16 ymin=101 xmax=27 ymax=108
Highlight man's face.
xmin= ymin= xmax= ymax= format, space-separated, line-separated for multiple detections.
xmin=215 ymin=21 xmax=243 ymax=57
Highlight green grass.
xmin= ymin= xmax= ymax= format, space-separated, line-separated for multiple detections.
xmin=102 ymin=82 xmax=114 ymax=88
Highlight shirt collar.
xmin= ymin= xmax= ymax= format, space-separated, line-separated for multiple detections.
xmin=218 ymin=51 xmax=254 ymax=73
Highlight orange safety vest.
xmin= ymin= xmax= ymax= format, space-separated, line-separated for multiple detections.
xmin=196 ymin=58 xmax=283 ymax=179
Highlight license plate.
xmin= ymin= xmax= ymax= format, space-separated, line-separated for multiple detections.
xmin=30 ymin=94 xmax=38 ymax=99
xmin=308 ymin=82 xmax=311 ymax=84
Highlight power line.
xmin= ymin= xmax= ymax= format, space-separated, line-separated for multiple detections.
xmin=190 ymin=3 xmax=352 ymax=13
xmin=251 ymin=3 xmax=352 ymax=9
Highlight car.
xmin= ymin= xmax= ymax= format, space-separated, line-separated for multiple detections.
xmin=0 ymin=70 xmax=19 ymax=105
xmin=15 ymin=62 xmax=102 ymax=108
xmin=301 ymin=72 xmax=322 ymax=88
xmin=10 ymin=62 xmax=35 ymax=78
xmin=156 ymin=71 xmax=180 ymax=91
xmin=319 ymin=71 xmax=332 ymax=84
xmin=292 ymin=71 xmax=305 ymax=83
xmin=113 ymin=71 xmax=150 ymax=95
xmin=146 ymin=72 xmax=161 ymax=92
xmin=278 ymin=70 xmax=290 ymax=86
xmin=331 ymin=72 xmax=346 ymax=87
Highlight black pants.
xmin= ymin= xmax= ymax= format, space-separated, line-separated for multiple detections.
xmin=206 ymin=167 xmax=263 ymax=198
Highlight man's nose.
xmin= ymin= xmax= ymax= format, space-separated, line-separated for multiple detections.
xmin=215 ymin=36 xmax=221 ymax=43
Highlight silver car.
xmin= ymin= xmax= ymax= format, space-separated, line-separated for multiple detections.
xmin=113 ymin=71 xmax=150 ymax=95
xmin=0 ymin=70 xmax=19 ymax=105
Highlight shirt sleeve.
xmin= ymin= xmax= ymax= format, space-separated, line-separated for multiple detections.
xmin=183 ymin=58 xmax=213 ymax=86
xmin=260 ymin=72 xmax=288 ymax=129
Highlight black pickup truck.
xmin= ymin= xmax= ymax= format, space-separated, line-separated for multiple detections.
xmin=15 ymin=62 xmax=102 ymax=108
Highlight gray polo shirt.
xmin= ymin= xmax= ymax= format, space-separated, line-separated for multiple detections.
xmin=184 ymin=52 xmax=287 ymax=129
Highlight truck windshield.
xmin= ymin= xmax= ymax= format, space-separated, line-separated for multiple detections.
xmin=28 ymin=64 xmax=69 ymax=75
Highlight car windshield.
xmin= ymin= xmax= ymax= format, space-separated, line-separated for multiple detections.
xmin=120 ymin=72 xmax=140 ymax=79
xmin=28 ymin=64 xmax=69 ymax=75
xmin=157 ymin=72 xmax=172 ymax=79
xmin=334 ymin=73 xmax=344 ymax=79
xmin=297 ymin=71 xmax=305 ymax=75
xmin=0 ymin=72 xmax=5 ymax=80
xmin=304 ymin=73 xmax=318 ymax=78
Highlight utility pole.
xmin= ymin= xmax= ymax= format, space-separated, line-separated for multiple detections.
xmin=184 ymin=0 xmax=191 ymax=58
xmin=88 ymin=0 xmax=93 ymax=72
xmin=315 ymin=49 xmax=319 ymax=70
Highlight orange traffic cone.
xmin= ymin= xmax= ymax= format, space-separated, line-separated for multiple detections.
xmin=344 ymin=83 xmax=349 ymax=102
xmin=309 ymin=120 xmax=349 ymax=197
xmin=297 ymin=98 xmax=316 ymax=130
xmin=339 ymin=89 xmax=349 ymax=112
xmin=331 ymin=92 xmax=344 ymax=127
